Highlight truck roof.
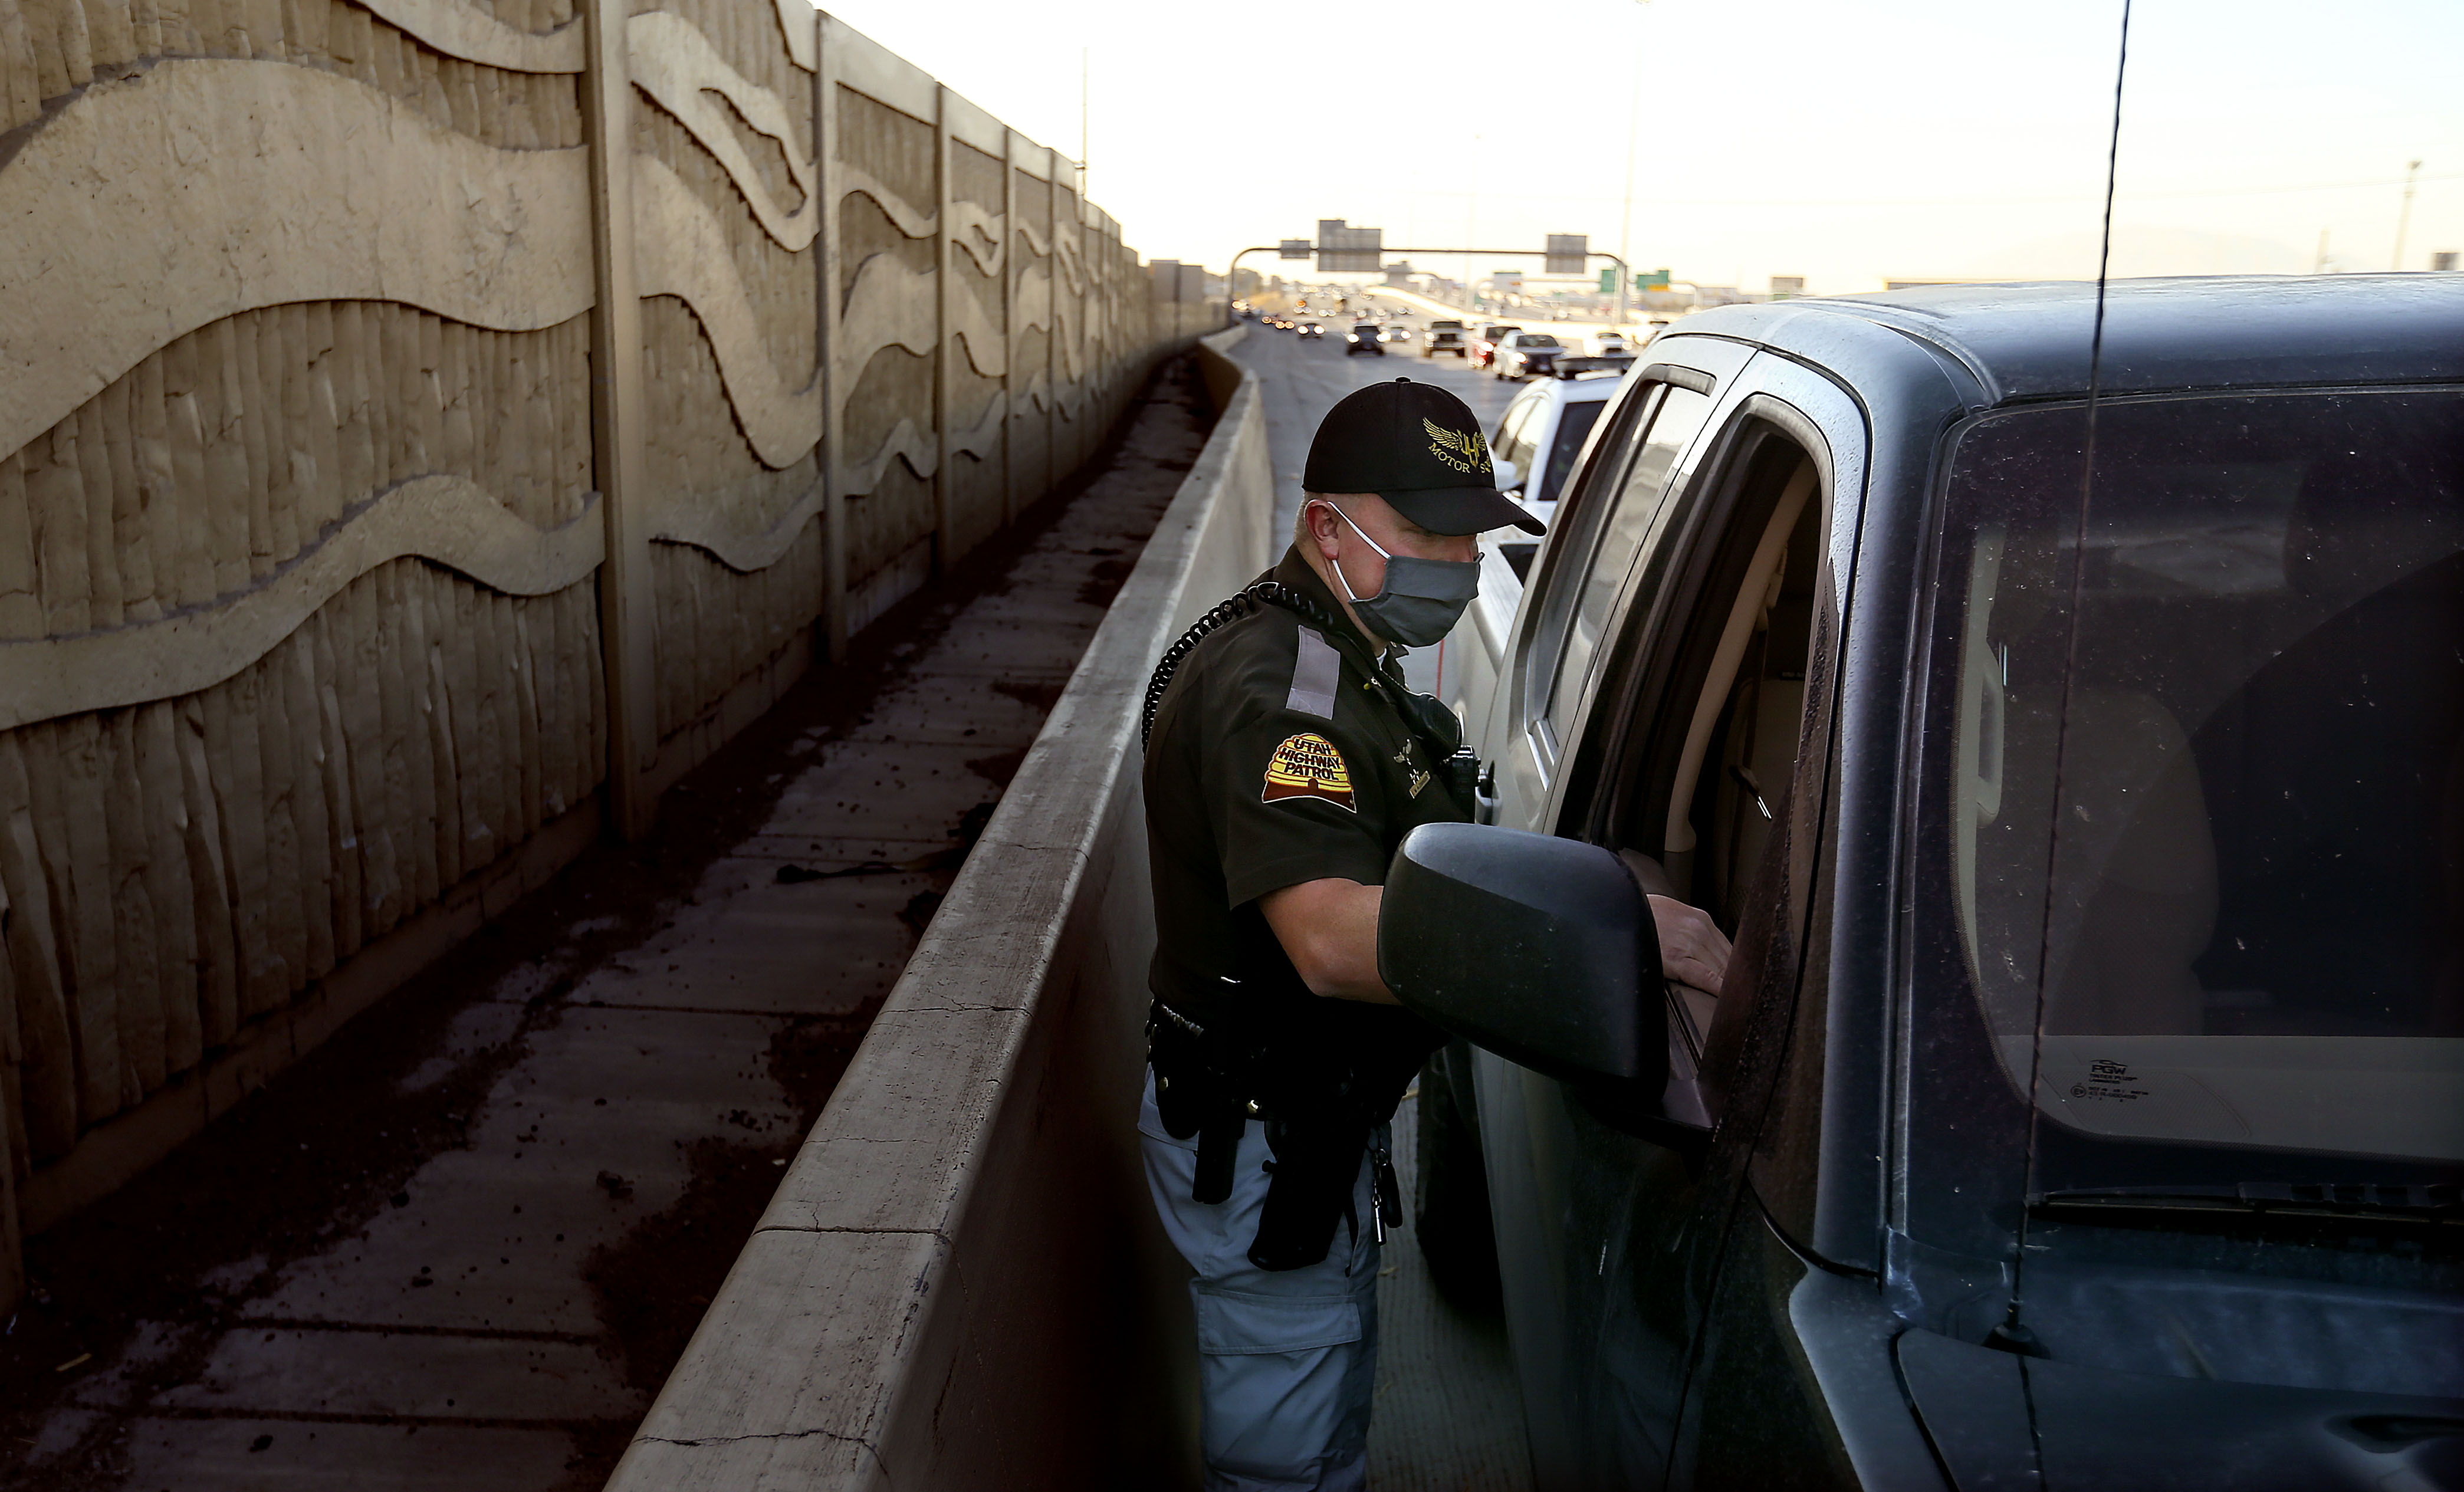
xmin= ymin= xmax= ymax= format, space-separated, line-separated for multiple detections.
xmin=1676 ymin=275 xmax=2464 ymax=403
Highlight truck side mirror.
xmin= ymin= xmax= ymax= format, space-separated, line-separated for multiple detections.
xmin=1377 ymin=823 xmax=1667 ymax=1098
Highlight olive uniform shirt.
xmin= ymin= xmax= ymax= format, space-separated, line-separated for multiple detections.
xmin=1143 ymin=546 xmax=1466 ymax=1070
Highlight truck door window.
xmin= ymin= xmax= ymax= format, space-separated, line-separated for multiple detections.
xmin=1661 ymin=456 xmax=1821 ymax=922
xmin=1559 ymin=424 xmax=1831 ymax=1154
xmin=1543 ymin=385 xmax=1716 ymax=753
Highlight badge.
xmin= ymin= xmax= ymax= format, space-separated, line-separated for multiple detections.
xmin=1262 ymin=732 xmax=1355 ymax=811
xmin=1422 ymin=417 xmax=1488 ymax=474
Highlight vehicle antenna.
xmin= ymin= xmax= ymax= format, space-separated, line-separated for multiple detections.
xmin=2008 ymin=0 xmax=2132 ymax=1368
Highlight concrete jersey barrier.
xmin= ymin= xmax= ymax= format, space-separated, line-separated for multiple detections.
xmin=605 ymin=324 xmax=1271 ymax=1490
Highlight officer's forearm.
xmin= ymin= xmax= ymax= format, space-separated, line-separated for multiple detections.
xmin=1257 ymin=878 xmax=1399 ymax=1004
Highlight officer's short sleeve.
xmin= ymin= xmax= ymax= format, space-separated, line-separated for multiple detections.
xmin=1210 ymin=704 xmax=1390 ymax=909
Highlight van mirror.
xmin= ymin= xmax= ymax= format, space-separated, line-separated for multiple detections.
xmin=1378 ymin=823 xmax=1668 ymax=1096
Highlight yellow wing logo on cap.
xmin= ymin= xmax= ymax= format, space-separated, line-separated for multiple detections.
xmin=1262 ymin=732 xmax=1355 ymax=811
xmin=1423 ymin=417 xmax=1488 ymax=474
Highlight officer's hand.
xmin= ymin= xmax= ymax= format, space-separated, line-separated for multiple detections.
xmin=1647 ymin=895 xmax=1732 ymax=995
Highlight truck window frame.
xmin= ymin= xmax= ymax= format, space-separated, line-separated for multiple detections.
xmin=1507 ymin=379 xmax=1668 ymax=771
xmin=1537 ymin=384 xmax=1720 ymax=770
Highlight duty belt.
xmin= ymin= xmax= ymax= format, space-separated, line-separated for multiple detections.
xmin=1147 ymin=995 xmax=1414 ymax=1271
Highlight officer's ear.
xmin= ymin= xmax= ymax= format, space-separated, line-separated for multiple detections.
xmin=1300 ymin=497 xmax=1346 ymax=559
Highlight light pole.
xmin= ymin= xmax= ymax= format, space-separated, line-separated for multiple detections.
xmin=1466 ymin=133 xmax=1481 ymax=315
xmin=1614 ymin=0 xmax=1651 ymax=328
xmin=2393 ymin=159 xmax=2423 ymax=271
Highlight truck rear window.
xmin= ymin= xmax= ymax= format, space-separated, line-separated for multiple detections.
xmin=1924 ymin=388 xmax=2464 ymax=1166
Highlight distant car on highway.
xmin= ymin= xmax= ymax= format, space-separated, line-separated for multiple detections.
xmin=1492 ymin=331 xmax=1566 ymax=380
xmin=1297 ymin=321 xmax=1325 ymax=340
xmin=1397 ymin=275 xmax=2464 ymax=1491
xmin=1379 ymin=324 xmax=1415 ymax=344
xmin=1424 ymin=320 xmax=1470 ymax=359
xmin=1344 ymin=322 xmax=1385 ymax=356
xmin=1585 ymin=330 xmax=1633 ymax=356
xmin=1470 ymin=324 xmax=1522 ymax=372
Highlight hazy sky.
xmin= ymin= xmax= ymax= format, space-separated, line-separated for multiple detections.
xmin=818 ymin=0 xmax=2462 ymax=294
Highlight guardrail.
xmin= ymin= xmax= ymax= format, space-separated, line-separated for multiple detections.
xmin=604 ymin=324 xmax=1272 ymax=1490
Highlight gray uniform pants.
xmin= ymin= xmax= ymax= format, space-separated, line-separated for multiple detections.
xmin=1141 ymin=1067 xmax=1382 ymax=1492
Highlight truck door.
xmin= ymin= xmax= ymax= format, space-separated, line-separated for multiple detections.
xmin=1483 ymin=353 xmax=1872 ymax=1489
xmin=1460 ymin=340 xmax=1748 ymax=1482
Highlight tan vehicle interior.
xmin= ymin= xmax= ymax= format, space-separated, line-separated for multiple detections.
xmin=1591 ymin=432 xmax=1825 ymax=1080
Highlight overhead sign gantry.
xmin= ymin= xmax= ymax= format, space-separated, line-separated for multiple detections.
xmin=1230 ymin=228 xmax=1635 ymax=323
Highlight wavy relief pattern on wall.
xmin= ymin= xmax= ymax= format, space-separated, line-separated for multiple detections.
xmin=1 ymin=305 xmax=596 ymax=727
xmin=1010 ymin=231 xmax=1052 ymax=415
xmin=633 ymin=154 xmax=822 ymax=469
xmin=649 ymin=517 xmax=822 ymax=739
xmin=5 ymin=476 xmax=603 ymax=731
xmin=630 ymin=99 xmax=816 ymax=451
xmin=948 ymin=334 xmax=1005 ymax=459
xmin=638 ymin=295 xmax=821 ymax=574
xmin=0 ymin=0 xmax=586 ymax=144
xmin=948 ymin=246 xmax=1004 ymax=379
xmin=628 ymin=10 xmax=813 ymax=250
xmin=843 ymin=439 xmax=932 ymax=589
xmin=653 ymin=0 xmax=815 ymax=126
xmin=0 ymin=559 xmax=604 ymax=1155
xmin=832 ymin=181 xmax=937 ymax=510
xmin=834 ymin=83 xmax=934 ymax=226
xmin=0 ymin=59 xmax=594 ymax=469
xmin=838 ymin=343 xmax=936 ymax=507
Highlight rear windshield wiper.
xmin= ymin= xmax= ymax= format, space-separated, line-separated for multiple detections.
xmin=2032 ymin=1182 xmax=2459 ymax=1222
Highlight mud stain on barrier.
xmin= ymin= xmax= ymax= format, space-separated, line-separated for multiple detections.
xmin=965 ymin=748 xmax=1030 ymax=788
xmin=991 ymin=678 xmax=1067 ymax=714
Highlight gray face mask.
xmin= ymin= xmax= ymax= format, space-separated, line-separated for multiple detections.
xmin=1319 ymin=502 xmax=1482 ymax=649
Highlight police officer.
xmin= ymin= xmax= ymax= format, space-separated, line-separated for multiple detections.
xmin=1139 ymin=378 xmax=1731 ymax=1490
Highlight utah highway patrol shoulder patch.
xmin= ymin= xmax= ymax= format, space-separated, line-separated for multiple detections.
xmin=1261 ymin=732 xmax=1355 ymax=811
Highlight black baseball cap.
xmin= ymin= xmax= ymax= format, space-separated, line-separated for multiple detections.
xmin=1302 ymin=379 xmax=1546 ymax=536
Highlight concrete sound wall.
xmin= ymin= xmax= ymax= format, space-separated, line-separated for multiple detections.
xmin=604 ymin=326 xmax=1270 ymax=1490
xmin=0 ymin=0 xmax=1217 ymax=1306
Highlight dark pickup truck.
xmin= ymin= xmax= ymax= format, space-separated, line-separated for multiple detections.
xmin=1387 ymin=276 xmax=2464 ymax=1490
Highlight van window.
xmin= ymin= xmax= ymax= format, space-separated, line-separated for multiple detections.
xmin=1543 ymin=385 xmax=1716 ymax=751
xmin=1538 ymin=399 xmax=1609 ymax=510
xmin=1927 ymin=389 xmax=2464 ymax=1166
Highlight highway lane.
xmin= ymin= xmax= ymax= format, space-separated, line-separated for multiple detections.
xmin=1231 ymin=311 xmax=1517 ymax=538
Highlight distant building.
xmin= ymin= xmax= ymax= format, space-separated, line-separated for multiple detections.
xmin=1148 ymin=259 xmax=1206 ymax=303
xmin=1769 ymin=275 xmax=1805 ymax=299
xmin=1383 ymin=260 xmax=1415 ymax=285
